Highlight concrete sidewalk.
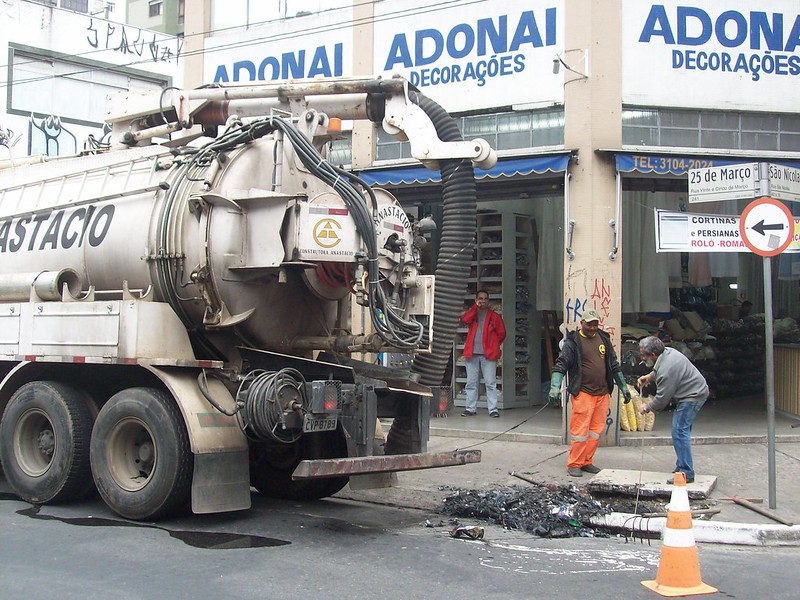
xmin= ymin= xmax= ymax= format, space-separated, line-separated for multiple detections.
xmin=337 ymin=413 xmax=800 ymax=546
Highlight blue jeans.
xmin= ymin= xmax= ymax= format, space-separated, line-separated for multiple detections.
xmin=672 ymin=399 xmax=706 ymax=480
xmin=464 ymin=355 xmax=498 ymax=413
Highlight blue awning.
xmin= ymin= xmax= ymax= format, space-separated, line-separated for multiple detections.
xmin=358 ymin=153 xmax=572 ymax=186
xmin=614 ymin=152 xmax=800 ymax=177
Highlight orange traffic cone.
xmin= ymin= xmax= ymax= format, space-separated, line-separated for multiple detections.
xmin=641 ymin=472 xmax=717 ymax=597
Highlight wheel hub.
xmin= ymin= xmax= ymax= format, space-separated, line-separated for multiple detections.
xmin=37 ymin=429 xmax=55 ymax=458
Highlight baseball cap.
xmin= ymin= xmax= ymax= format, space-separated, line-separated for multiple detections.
xmin=582 ymin=310 xmax=601 ymax=323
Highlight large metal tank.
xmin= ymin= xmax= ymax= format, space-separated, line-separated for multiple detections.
xmin=0 ymin=126 xmax=419 ymax=355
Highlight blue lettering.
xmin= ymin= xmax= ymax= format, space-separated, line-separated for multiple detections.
xmin=677 ymin=6 xmax=711 ymax=46
xmin=416 ymin=29 xmax=443 ymax=66
xmin=258 ymin=57 xmax=279 ymax=80
xmin=282 ymin=50 xmax=304 ymax=79
xmin=750 ymin=12 xmax=783 ymax=50
xmin=477 ymin=16 xmax=507 ymax=55
xmin=640 ymin=5 xmax=675 ymax=44
xmin=546 ymin=7 xmax=556 ymax=45
xmin=447 ymin=24 xmax=474 ymax=59
xmin=233 ymin=60 xmax=255 ymax=82
xmin=510 ymin=10 xmax=544 ymax=51
xmin=384 ymin=34 xmax=413 ymax=69
xmin=213 ymin=64 xmax=229 ymax=83
xmin=787 ymin=17 xmax=800 ymax=52
xmin=716 ymin=11 xmax=748 ymax=48
xmin=642 ymin=6 xmax=800 ymax=51
xmin=307 ymin=45 xmax=333 ymax=78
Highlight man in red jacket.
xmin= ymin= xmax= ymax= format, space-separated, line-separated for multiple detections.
xmin=460 ymin=290 xmax=506 ymax=417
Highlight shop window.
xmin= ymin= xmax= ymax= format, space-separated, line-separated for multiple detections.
xmin=623 ymin=107 xmax=800 ymax=152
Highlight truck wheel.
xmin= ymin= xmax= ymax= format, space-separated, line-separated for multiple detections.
xmin=0 ymin=381 xmax=95 ymax=504
xmin=90 ymin=388 xmax=192 ymax=520
xmin=249 ymin=429 xmax=349 ymax=500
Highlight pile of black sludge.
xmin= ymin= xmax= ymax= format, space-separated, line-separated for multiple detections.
xmin=437 ymin=483 xmax=613 ymax=539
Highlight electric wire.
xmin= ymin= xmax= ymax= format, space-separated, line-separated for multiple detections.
xmin=0 ymin=0 xmax=488 ymax=90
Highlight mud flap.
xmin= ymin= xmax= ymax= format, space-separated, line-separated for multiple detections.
xmin=191 ymin=450 xmax=251 ymax=514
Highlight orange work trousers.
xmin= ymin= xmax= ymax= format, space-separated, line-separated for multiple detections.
xmin=568 ymin=390 xmax=609 ymax=468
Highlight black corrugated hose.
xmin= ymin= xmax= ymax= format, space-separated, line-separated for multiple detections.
xmin=386 ymin=91 xmax=477 ymax=454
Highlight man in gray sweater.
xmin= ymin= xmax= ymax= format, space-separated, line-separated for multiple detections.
xmin=637 ymin=336 xmax=708 ymax=484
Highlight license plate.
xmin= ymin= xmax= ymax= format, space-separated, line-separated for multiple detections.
xmin=303 ymin=414 xmax=337 ymax=433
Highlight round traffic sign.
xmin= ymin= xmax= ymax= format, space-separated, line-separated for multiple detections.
xmin=739 ymin=197 xmax=794 ymax=257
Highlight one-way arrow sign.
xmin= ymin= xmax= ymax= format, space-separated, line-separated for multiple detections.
xmin=740 ymin=197 xmax=794 ymax=257
xmin=751 ymin=220 xmax=786 ymax=236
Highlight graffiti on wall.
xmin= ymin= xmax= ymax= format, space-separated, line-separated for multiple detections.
xmin=564 ymin=265 xmax=617 ymax=338
xmin=3 ymin=115 xmax=110 ymax=160
xmin=86 ymin=18 xmax=182 ymax=64
xmin=28 ymin=115 xmax=77 ymax=157
xmin=0 ymin=124 xmax=23 ymax=156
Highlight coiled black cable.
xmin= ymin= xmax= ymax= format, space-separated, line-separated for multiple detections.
xmin=237 ymin=368 xmax=308 ymax=444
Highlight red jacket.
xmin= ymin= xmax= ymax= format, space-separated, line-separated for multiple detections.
xmin=461 ymin=304 xmax=506 ymax=360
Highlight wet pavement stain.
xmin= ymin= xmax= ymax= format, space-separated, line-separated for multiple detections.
xmin=7 ymin=502 xmax=290 ymax=549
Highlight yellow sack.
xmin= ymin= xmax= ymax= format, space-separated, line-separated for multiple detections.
xmin=633 ymin=397 xmax=649 ymax=431
xmin=626 ymin=396 xmax=638 ymax=431
xmin=644 ymin=407 xmax=656 ymax=431
xmin=619 ymin=394 xmax=631 ymax=431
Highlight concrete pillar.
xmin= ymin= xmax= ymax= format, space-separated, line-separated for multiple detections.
xmin=562 ymin=1 xmax=624 ymax=446
xmin=182 ymin=0 xmax=211 ymax=89
xmin=350 ymin=0 xmax=376 ymax=169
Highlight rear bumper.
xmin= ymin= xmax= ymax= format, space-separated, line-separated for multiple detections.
xmin=292 ymin=449 xmax=481 ymax=480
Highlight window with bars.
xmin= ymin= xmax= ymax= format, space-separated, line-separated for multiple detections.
xmin=623 ymin=108 xmax=800 ymax=153
xmin=60 ymin=0 xmax=88 ymax=12
xmin=374 ymin=108 xmax=565 ymax=163
xmin=8 ymin=47 xmax=169 ymax=126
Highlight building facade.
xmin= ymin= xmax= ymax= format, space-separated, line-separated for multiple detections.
xmin=181 ymin=0 xmax=800 ymax=442
xmin=0 ymin=0 xmax=182 ymax=160
xmin=124 ymin=0 xmax=184 ymax=35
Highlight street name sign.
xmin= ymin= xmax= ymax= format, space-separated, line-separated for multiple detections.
xmin=766 ymin=164 xmax=800 ymax=203
xmin=688 ymin=162 xmax=800 ymax=204
xmin=688 ymin=162 xmax=760 ymax=204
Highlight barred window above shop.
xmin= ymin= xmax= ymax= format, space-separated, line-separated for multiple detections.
xmin=8 ymin=46 xmax=169 ymax=127
xmin=623 ymin=108 xmax=800 ymax=153
xmin=60 ymin=0 xmax=89 ymax=12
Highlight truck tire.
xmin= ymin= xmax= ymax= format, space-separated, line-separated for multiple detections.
xmin=249 ymin=429 xmax=348 ymax=500
xmin=90 ymin=387 xmax=192 ymax=520
xmin=0 ymin=381 xmax=95 ymax=504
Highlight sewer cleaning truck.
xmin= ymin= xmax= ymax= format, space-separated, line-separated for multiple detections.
xmin=0 ymin=76 xmax=492 ymax=520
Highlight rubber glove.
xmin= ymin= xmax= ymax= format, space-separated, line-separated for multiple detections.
xmin=548 ymin=372 xmax=564 ymax=405
xmin=615 ymin=372 xmax=632 ymax=404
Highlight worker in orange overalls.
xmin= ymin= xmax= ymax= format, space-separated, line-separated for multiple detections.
xmin=548 ymin=310 xmax=631 ymax=477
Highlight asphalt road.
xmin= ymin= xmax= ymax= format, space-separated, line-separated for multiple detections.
xmin=1 ymin=480 xmax=799 ymax=600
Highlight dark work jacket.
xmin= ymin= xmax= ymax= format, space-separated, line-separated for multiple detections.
xmin=552 ymin=329 xmax=623 ymax=397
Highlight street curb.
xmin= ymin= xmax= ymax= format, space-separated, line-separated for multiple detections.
xmin=591 ymin=512 xmax=800 ymax=546
xmin=429 ymin=427 xmax=562 ymax=445
xmin=429 ymin=427 xmax=800 ymax=447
